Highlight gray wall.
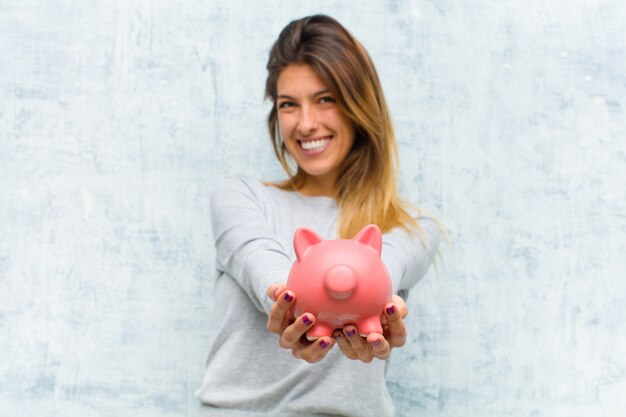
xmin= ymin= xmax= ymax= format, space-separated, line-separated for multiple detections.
xmin=1 ymin=1 xmax=624 ymax=416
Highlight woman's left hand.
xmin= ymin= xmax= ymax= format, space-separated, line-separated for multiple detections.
xmin=332 ymin=295 xmax=408 ymax=362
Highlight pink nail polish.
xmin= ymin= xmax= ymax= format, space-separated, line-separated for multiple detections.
xmin=302 ymin=315 xmax=312 ymax=325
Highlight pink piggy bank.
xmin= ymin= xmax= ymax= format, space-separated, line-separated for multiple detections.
xmin=286 ymin=224 xmax=392 ymax=339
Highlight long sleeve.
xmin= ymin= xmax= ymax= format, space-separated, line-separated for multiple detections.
xmin=381 ymin=216 xmax=442 ymax=296
xmin=210 ymin=176 xmax=293 ymax=314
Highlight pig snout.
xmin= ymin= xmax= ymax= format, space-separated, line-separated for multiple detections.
xmin=324 ymin=265 xmax=357 ymax=300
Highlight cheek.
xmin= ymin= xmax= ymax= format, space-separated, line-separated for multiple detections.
xmin=277 ymin=114 xmax=295 ymax=136
xmin=277 ymin=116 xmax=298 ymax=154
xmin=328 ymin=111 xmax=354 ymax=137
xmin=336 ymin=117 xmax=356 ymax=146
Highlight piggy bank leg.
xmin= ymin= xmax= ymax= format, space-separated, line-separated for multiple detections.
xmin=306 ymin=321 xmax=334 ymax=340
xmin=356 ymin=316 xmax=383 ymax=337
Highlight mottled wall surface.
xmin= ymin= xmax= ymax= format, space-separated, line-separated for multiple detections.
xmin=1 ymin=1 xmax=624 ymax=416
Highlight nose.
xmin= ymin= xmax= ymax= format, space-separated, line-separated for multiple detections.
xmin=297 ymin=104 xmax=319 ymax=136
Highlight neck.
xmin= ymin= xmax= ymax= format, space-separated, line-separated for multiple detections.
xmin=298 ymin=174 xmax=337 ymax=198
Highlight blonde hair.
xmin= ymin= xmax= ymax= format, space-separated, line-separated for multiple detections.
xmin=265 ymin=15 xmax=444 ymax=241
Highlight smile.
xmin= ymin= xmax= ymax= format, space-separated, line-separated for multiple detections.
xmin=298 ymin=136 xmax=332 ymax=153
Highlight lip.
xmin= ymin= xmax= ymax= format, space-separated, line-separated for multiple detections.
xmin=297 ymin=135 xmax=333 ymax=156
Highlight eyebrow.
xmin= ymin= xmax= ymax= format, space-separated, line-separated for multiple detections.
xmin=277 ymin=89 xmax=331 ymax=100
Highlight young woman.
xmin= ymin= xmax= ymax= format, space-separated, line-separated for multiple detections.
xmin=196 ymin=14 xmax=443 ymax=417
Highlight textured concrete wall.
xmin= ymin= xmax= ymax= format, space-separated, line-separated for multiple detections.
xmin=1 ymin=1 xmax=624 ymax=416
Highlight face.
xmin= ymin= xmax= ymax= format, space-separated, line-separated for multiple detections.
xmin=276 ymin=64 xmax=356 ymax=191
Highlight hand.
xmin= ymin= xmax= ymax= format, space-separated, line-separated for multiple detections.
xmin=266 ymin=283 xmax=335 ymax=363
xmin=332 ymin=295 xmax=408 ymax=362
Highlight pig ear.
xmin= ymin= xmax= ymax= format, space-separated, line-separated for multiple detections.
xmin=352 ymin=224 xmax=382 ymax=256
xmin=294 ymin=227 xmax=324 ymax=260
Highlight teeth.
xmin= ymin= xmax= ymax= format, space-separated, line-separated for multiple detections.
xmin=301 ymin=138 xmax=330 ymax=150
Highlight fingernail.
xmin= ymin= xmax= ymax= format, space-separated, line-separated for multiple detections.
xmin=370 ymin=339 xmax=381 ymax=345
xmin=333 ymin=334 xmax=342 ymax=340
xmin=386 ymin=305 xmax=396 ymax=315
xmin=345 ymin=329 xmax=356 ymax=337
xmin=319 ymin=340 xmax=329 ymax=348
xmin=284 ymin=292 xmax=294 ymax=302
xmin=302 ymin=315 xmax=312 ymax=325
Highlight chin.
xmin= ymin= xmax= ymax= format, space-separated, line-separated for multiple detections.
xmin=300 ymin=166 xmax=334 ymax=177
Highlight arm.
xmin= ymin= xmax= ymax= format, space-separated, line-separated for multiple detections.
xmin=213 ymin=177 xmax=336 ymax=361
xmin=333 ymin=216 xmax=443 ymax=361
xmin=210 ymin=176 xmax=293 ymax=314
xmin=382 ymin=216 xmax=443 ymax=296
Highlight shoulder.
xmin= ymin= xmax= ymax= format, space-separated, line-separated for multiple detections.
xmin=384 ymin=209 xmax=445 ymax=252
xmin=209 ymin=175 xmax=266 ymax=217
xmin=417 ymin=215 xmax=444 ymax=251
xmin=213 ymin=174 xmax=264 ymax=196
xmin=211 ymin=174 xmax=274 ymax=205
xmin=416 ymin=214 xmax=443 ymax=238
xmin=210 ymin=174 xmax=295 ymax=217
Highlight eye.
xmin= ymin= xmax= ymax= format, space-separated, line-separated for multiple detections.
xmin=278 ymin=101 xmax=296 ymax=109
xmin=319 ymin=96 xmax=336 ymax=104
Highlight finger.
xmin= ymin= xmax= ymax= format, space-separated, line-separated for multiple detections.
xmin=280 ymin=313 xmax=314 ymax=348
xmin=384 ymin=303 xmax=407 ymax=348
xmin=333 ymin=330 xmax=358 ymax=360
xmin=266 ymin=290 xmax=295 ymax=334
xmin=297 ymin=336 xmax=334 ymax=363
xmin=367 ymin=333 xmax=391 ymax=360
xmin=390 ymin=295 xmax=408 ymax=318
xmin=267 ymin=283 xmax=287 ymax=301
xmin=343 ymin=325 xmax=373 ymax=363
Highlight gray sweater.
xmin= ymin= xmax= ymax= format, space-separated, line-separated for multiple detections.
xmin=195 ymin=175 xmax=442 ymax=417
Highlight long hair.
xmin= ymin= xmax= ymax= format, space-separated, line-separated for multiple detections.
xmin=265 ymin=14 xmax=441 ymax=241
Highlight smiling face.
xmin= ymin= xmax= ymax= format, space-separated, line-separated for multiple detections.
xmin=276 ymin=64 xmax=356 ymax=196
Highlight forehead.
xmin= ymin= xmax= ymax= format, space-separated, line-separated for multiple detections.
xmin=276 ymin=64 xmax=328 ymax=94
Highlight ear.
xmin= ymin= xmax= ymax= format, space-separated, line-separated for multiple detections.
xmin=352 ymin=224 xmax=382 ymax=256
xmin=293 ymin=227 xmax=324 ymax=260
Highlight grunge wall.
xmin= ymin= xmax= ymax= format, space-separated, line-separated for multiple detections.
xmin=1 ymin=1 xmax=624 ymax=416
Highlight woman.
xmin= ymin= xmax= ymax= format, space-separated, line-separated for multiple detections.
xmin=196 ymin=14 xmax=443 ymax=417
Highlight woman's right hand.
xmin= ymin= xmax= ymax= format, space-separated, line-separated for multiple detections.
xmin=266 ymin=283 xmax=335 ymax=363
